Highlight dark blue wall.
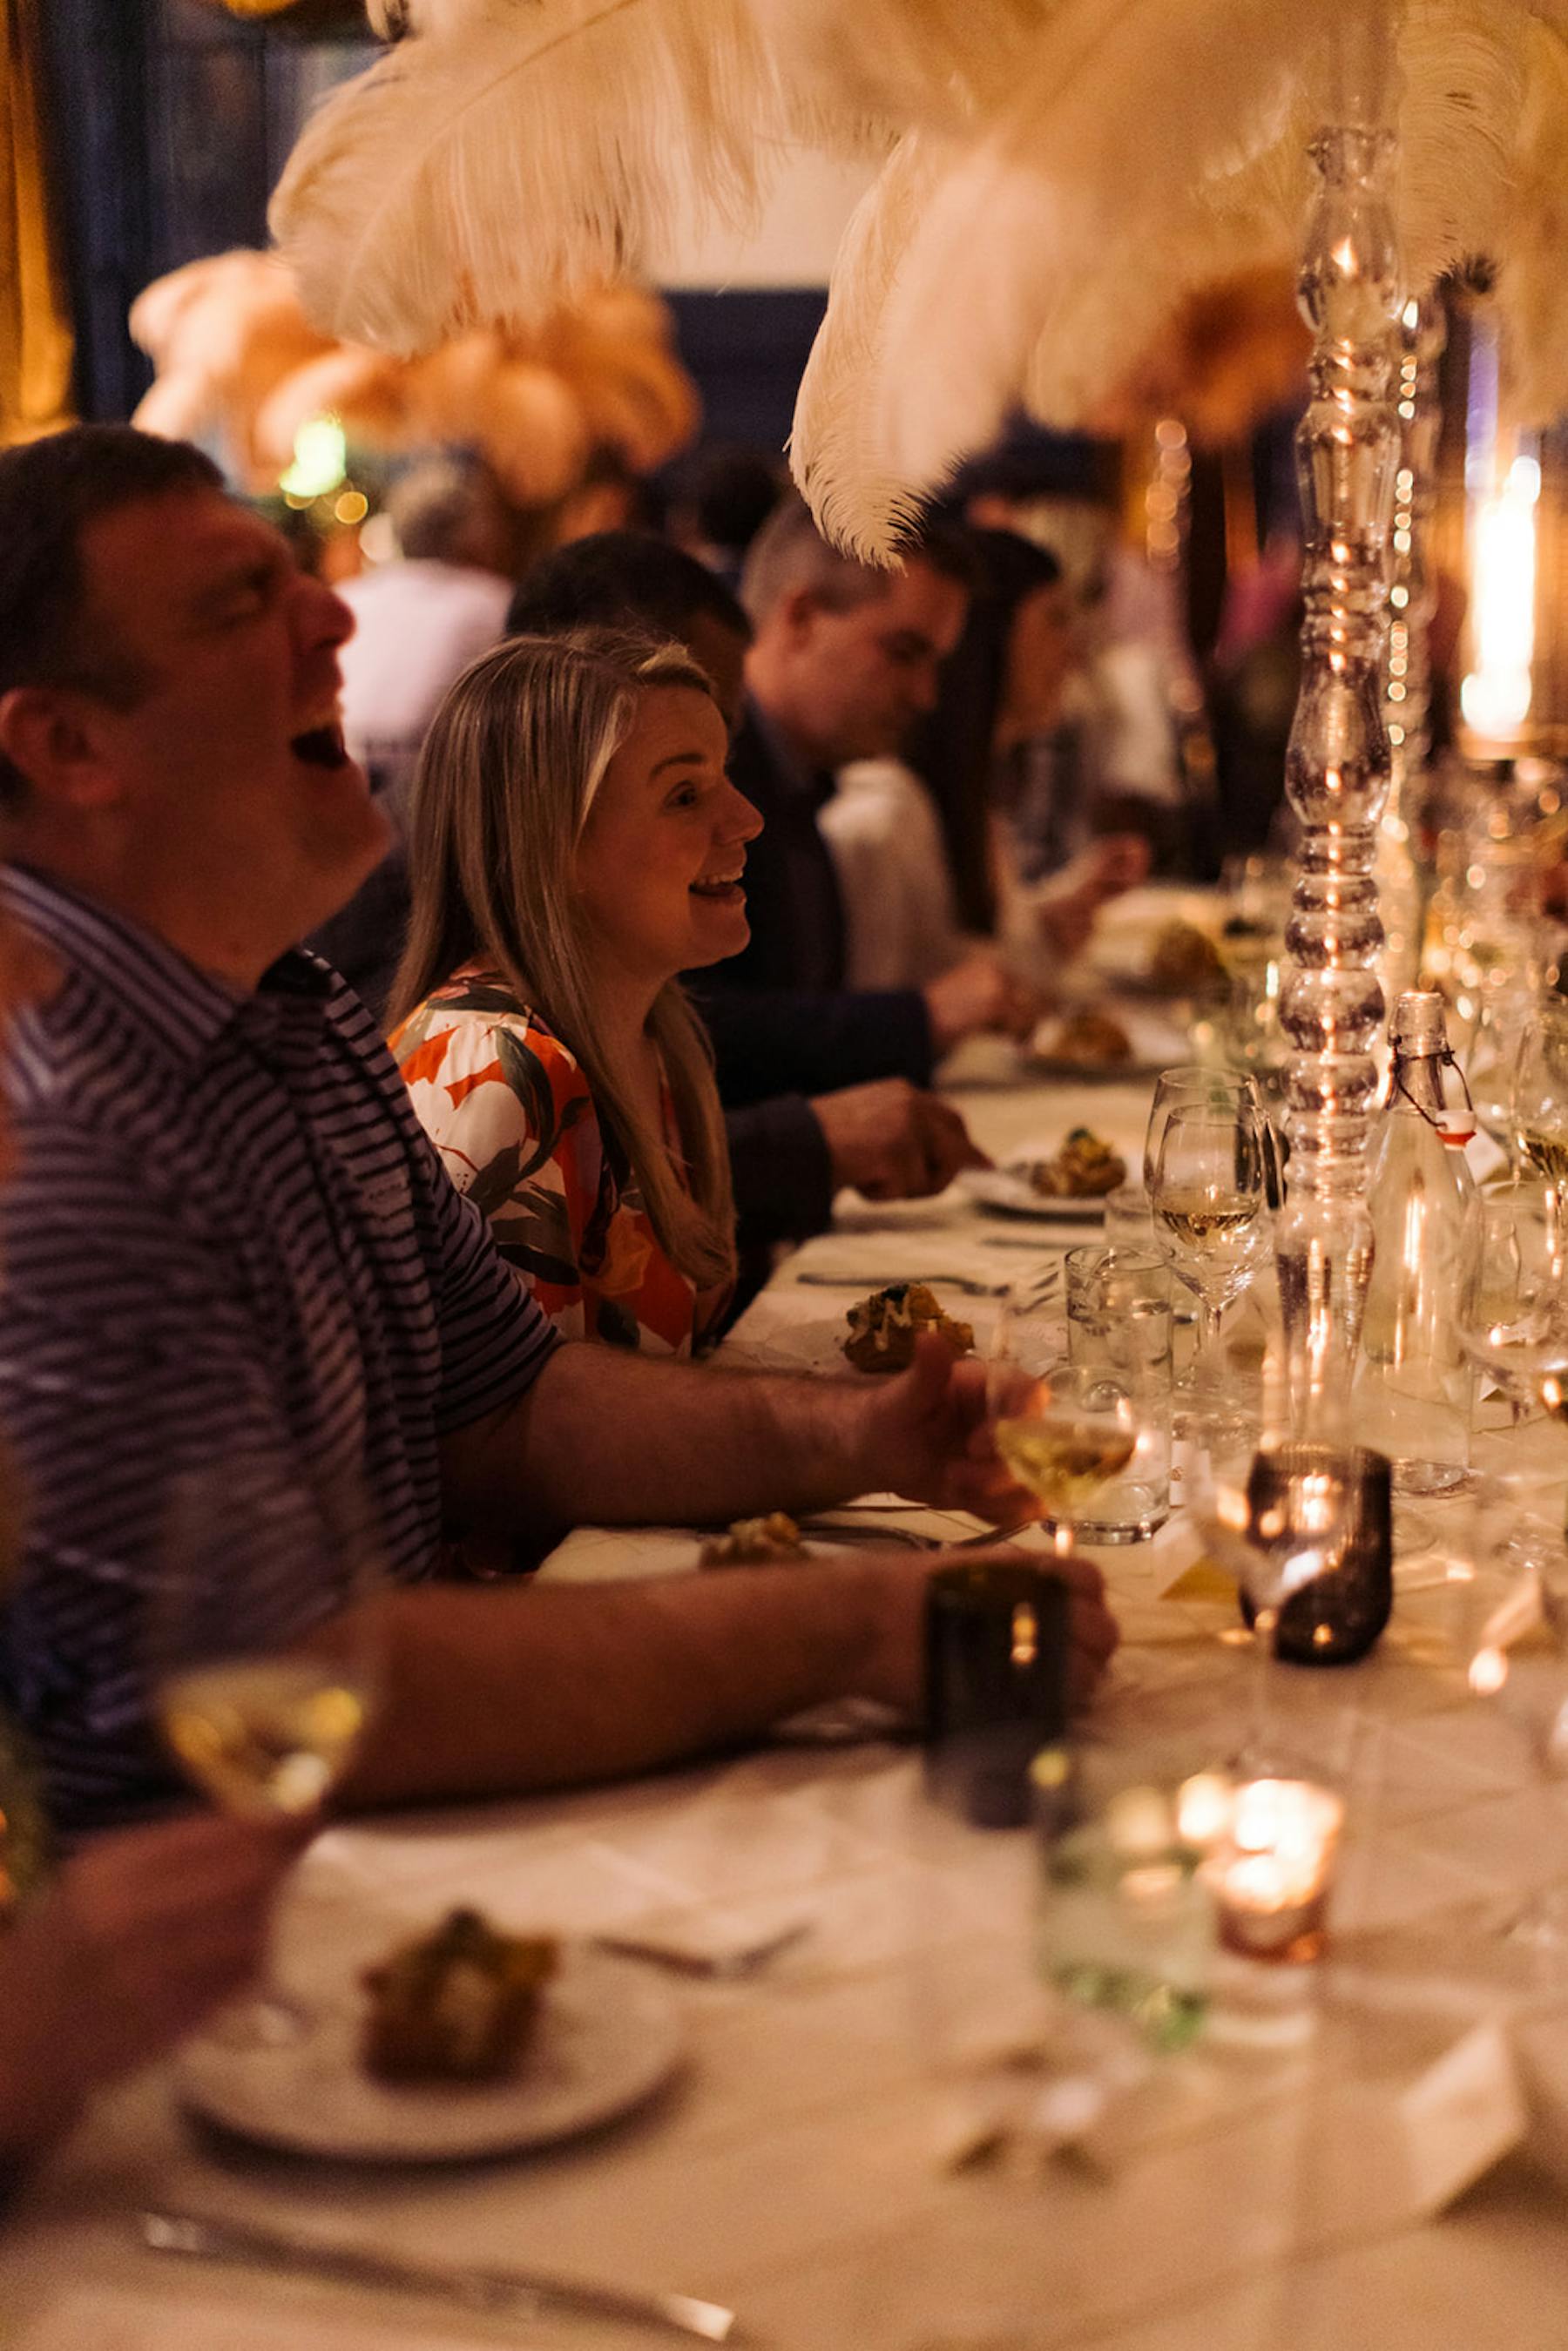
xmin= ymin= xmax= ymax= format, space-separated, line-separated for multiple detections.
xmin=41 ymin=12 xmax=828 ymax=453
xmin=41 ymin=0 xmax=372 ymax=421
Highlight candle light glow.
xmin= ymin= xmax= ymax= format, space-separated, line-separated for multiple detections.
xmin=1201 ymin=1778 xmax=1345 ymax=1964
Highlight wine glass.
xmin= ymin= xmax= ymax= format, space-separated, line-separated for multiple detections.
xmin=1511 ymin=998 xmax=1568 ymax=1225
xmin=1151 ymin=1102 xmax=1269 ymax=1434
xmin=989 ymin=1295 xmax=1139 ymax=1558
xmin=151 ymin=1450 xmax=387 ymax=2042
xmin=1190 ymin=1437 xmax=1372 ymax=1774
xmin=1457 ymin=1484 xmax=1568 ymax=1964
xmin=1467 ymin=974 xmax=1536 ymax=1159
xmin=1456 ymin=1184 xmax=1568 ymax=1428
xmin=1145 ymin=1066 xmax=1281 ymax=1214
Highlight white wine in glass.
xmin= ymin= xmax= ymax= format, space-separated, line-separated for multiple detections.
xmin=1152 ymin=1105 xmax=1267 ymax=1431
xmin=992 ymin=1411 xmax=1137 ymax=1518
xmin=160 ymin=1657 xmax=374 ymax=1821
xmin=152 ymin=1453 xmax=386 ymax=2043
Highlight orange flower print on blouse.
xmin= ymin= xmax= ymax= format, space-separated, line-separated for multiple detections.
xmin=393 ymin=967 xmax=726 ymax=1356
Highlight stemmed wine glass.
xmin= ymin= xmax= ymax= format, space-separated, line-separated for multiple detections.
xmin=151 ymin=1450 xmax=387 ymax=2043
xmin=1145 ymin=1067 xmax=1281 ymax=1213
xmin=1190 ymin=1440 xmax=1362 ymax=1775
xmin=1458 ymin=1483 xmax=1568 ymax=1964
xmin=989 ymin=1292 xmax=1139 ymax=1557
xmin=1468 ymin=975 xmax=1536 ymax=1159
xmin=1151 ymin=1101 xmax=1269 ymax=1436
xmin=1511 ymin=999 xmax=1568 ymax=1228
xmin=1456 ymin=1184 xmax=1568 ymax=1429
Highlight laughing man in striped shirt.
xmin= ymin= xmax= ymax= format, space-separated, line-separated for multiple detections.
xmin=0 ymin=427 xmax=1117 ymax=1835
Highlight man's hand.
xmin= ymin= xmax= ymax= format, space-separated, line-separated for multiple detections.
xmin=854 ymin=1544 xmax=1119 ymax=1715
xmin=811 ymin=1078 xmax=990 ymax=1200
xmin=0 ymin=1814 xmax=298 ymax=2155
xmin=848 ymin=1329 xmax=1044 ymax=1522
xmin=923 ymin=950 xmax=1039 ymax=1054
xmin=1035 ymin=834 xmax=1151 ymax=962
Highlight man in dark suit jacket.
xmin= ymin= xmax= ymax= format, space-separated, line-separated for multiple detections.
xmin=701 ymin=497 xmax=1035 ymax=1064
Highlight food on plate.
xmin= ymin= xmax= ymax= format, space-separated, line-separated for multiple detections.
xmin=1148 ymin=920 xmax=1226 ymax=995
xmin=699 ymin=1511 xmax=808 ymax=1568
xmin=1037 ymin=1008 xmax=1133 ymax=1067
xmin=842 ymin=1281 xmax=975 ymax=1375
xmin=1016 ymin=1129 xmax=1128 ymax=1199
xmin=362 ymin=1907 xmax=558 ymax=2084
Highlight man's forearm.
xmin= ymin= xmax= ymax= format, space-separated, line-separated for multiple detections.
xmin=328 ymin=1561 xmax=912 ymax=1807
xmin=444 ymin=1341 xmax=881 ymax=1533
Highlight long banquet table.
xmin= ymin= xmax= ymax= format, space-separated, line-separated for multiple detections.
xmin=8 ymin=984 xmax=1568 ymax=2348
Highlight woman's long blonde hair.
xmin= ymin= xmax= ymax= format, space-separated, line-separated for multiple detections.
xmin=389 ymin=628 xmax=736 ymax=1291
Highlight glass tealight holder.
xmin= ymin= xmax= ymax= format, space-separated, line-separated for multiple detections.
xmin=1035 ymin=1752 xmax=1224 ymax=2052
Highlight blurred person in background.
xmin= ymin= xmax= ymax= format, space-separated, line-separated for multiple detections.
xmin=308 ymin=452 xmax=525 ymax=1016
xmin=390 ymin=631 xmax=753 ymax=1357
xmin=506 ymin=535 xmax=989 ymax=1258
xmin=728 ymin=497 xmax=1037 ymax=1052
xmin=826 ymin=528 xmax=1148 ymax=994
xmin=665 ymin=443 xmax=787 ymax=591
xmin=943 ymin=431 xmax=1195 ymax=870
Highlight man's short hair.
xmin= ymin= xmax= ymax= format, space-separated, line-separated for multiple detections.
xmin=667 ymin=443 xmax=785 ymax=559
xmin=0 ymin=424 xmax=223 ymax=807
xmin=386 ymin=453 xmax=500 ymax=564
xmin=740 ymin=493 xmax=975 ymax=627
xmin=505 ymin=531 xmax=751 ymax=646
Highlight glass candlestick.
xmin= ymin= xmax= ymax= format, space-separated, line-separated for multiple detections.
xmin=1276 ymin=119 xmax=1405 ymax=1419
xmin=1377 ymin=291 xmax=1445 ymax=1009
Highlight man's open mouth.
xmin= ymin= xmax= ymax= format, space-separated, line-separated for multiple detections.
xmin=690 ymin=870 xmax=745 ymax=900
xmin=291 ymin=721 xmax=350 ymax=769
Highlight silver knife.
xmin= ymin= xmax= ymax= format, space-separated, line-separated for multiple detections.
xmin=140 ymin=2209 xmax=740 ymax=2344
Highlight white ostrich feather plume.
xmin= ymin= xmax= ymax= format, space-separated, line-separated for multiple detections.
xmin=271 ymin=0 xmax=826 ymax=353
xmin=268 ymin=0 xmax=1568 ymax=547
xmin=747 ymin=0 xmax=1049 ymax=129
xmin=791 ymin=133 xmax=952 ymax=553
xmin=793 ymin=0 xmax=1316 ymax=551
xmin=794 ymin=0 xmax=1568 ymax=549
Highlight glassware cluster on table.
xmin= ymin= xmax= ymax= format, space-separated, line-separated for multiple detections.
xmin=950 ymin=774 xmax=1568 ymax=2056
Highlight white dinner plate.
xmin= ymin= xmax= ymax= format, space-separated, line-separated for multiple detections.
xmin=1027 ymin=1004 xmax=1193 ymax=1081
xmin=177 ymin=1945 xmax=683 ymax=2163
xmin=956 ymin=1167 xmax=1112 ymax=1222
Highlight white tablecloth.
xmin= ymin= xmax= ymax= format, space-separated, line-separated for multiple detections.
xmin=9 ymin=1003 xmax=1568 ymax=2351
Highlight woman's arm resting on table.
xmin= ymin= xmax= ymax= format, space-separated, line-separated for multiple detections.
xmin=326 ymin=1547 xmax=1118 ymax=1810
xmin=440 ymin=1329 xmax=1031 ymax=1541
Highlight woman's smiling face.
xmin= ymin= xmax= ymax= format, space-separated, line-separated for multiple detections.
xmin=574 ymin=684 xmax=762 ymax=993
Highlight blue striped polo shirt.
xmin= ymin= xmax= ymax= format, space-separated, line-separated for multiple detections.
xmin=0 ymin=867 xmax=559 ymax=1832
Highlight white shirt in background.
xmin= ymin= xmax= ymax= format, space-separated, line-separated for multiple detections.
xmin=335 ymin=559 xmax=513 ymax=805
xmin=821 ymin=760 xmax=968 ymax=990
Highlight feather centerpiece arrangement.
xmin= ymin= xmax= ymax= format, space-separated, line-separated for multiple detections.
xmin=128 ymin=249 xmax=698 ymax=501
xmin=269 ymin=0 xmax=1568 ymax=552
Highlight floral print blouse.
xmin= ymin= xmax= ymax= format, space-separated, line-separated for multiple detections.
xmin=393 ymin=966 xmax=727 ymax=1356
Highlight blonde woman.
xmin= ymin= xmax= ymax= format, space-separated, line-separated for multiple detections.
xmin=390 ymin=630 xmax=760 ymax=1355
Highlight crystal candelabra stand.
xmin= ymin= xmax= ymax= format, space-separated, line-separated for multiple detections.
xmin=1376 ymin=293 xmax=1445 ymax=1005
xmin=1276 ymin=124 xmax=1405 ymax=1423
